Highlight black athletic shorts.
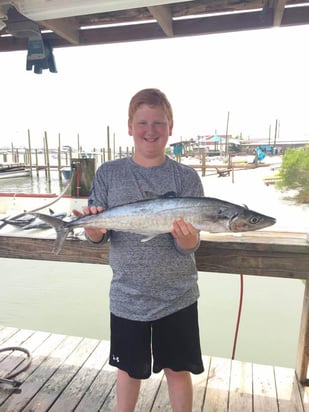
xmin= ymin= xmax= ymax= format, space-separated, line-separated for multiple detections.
xmin=109 ymin=302 xmax=204 ymax=379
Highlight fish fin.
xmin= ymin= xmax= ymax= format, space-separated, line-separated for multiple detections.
xmin=143 ymin=191 xmax=177 ymax=199
xmin=30 ymin=212 xmax=70 ymax=255
xmin=161 ymin=191 xmax=177 ymax=198
xmin=53 ymin=228 xmax=71 ymax=255
xmin=143 ymin=191 xmax=159 ymax=199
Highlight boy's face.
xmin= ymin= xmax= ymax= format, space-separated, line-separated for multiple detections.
xmin=128 ymin=104 xmax=173 ymax=161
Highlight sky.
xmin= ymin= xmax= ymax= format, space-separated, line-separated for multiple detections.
xmin=1 ymin=24 xmax=309 ymax=150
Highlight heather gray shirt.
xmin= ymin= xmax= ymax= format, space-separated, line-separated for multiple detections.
xmin=88 ymin=156 xmax=204 ymax=321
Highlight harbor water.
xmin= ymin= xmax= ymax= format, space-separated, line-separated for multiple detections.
xmin=0 ymin=159 xmax=308 ymax=368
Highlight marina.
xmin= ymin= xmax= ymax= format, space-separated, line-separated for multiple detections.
xmin=0 ymin=155 xmax=309 ymax=410
xmin=0 ymin=0 xmax=309 ymax=409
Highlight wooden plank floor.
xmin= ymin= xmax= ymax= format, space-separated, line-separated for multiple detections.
xmin=0 ymin=326 xmax=309 ymax=411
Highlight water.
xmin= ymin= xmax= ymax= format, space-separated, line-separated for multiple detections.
xmin=0 ymin=156 xmax=308 ymax=368
xmin=0 ymin=170 xmax=67 ymax=195
xmin=0 ymin=259 xmax=304 ymax=368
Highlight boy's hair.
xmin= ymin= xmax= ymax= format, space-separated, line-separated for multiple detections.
xmin=128 ymin=88 xmax=173 ymax=122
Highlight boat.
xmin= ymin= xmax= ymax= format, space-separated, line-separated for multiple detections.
xmin=263 ymin=172 xmax=281 ymax=186
xmin=0 ymin=192 xmax=88 ymax=216
xmin=0 ymin=163 xmax=31 ymax=179
xmin=0 ymin=192 xmax=88 ymax=240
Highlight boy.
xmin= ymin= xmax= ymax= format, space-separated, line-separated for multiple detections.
xmin=76 ymin=88 xmax=204 ymax=411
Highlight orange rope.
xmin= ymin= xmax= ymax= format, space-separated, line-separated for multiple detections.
xmin=232 ymin=274 xmax=244 ymax=360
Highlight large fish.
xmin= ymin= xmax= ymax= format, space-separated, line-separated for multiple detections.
xmin=28 ymin=196 xmax=276 ymax=255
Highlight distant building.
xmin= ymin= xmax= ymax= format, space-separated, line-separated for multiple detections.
xmin=197 ymin=134 xmax=234 ymax=154
xmin=170 ymin=135 xmax=240 ymax=157
xmin=169 ymin=140 xmax=194 ymax=157
xmin=240 ymin=139 xmax=309 ymax=155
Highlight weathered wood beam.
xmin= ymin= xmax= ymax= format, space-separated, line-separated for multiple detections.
xmin=281 ymin=4 xmax=309 ymax=26
xmin=0 ymin=232 xmax=308 ymax=279
xmin=40 ymin=17 xmax=80 ymax=45
xmin=1 ymin=7 xmax=309 ymax=52
xmin=148 ymin=5 xmax=174 ymax=37
xmin=296 ymin=281 xmax=309 ymax=384
xmin=273 ymin=0 xmax=287 ymax=26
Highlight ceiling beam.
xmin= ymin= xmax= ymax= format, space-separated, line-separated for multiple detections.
xmin=148 ymin=5 xmax=174 ymax=37
xmin=281 ymin=4 xmax=309 ymax=26
xmin=1 ymin=6 xmax=309 ymax=52
xmin=273 ymin=0 xmax=287 ymax=26
xmin=11 ymin=0 xmax=192 ymax=21
xmin=40 ymin=17 xmax=80 ymax=45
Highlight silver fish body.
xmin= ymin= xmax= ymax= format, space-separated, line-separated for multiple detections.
xmin=29 ymin=196 xmax=276 ymax=255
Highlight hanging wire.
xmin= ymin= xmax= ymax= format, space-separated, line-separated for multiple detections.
xmin=232 ymin=273 xmax=244 ymax=360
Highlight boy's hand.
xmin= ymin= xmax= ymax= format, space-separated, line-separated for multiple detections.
xmin=171 ymin=218 xmax=199 ymax=250
xmin=72 ymin=206 xmax=107 ymax=242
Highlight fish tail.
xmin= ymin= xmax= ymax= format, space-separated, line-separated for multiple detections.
xmin=53 ymin=226 xmax=71 ymax=255
xmin=30 ymin=212 xmax=70 ymax=255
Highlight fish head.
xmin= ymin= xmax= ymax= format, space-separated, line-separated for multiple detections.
xmin=229 ymin=206 xmax=276 ymax=232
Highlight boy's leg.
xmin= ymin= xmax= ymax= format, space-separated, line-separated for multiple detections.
xmin=152 ymin=302 xmax=204 ymax=375
xmin=164 ymin=368 xmax=193 ymax=412
xmin=109 ymin=314 xmax=152 ymax=410
xmin=116 ymin=369 xmax=141 ymax=412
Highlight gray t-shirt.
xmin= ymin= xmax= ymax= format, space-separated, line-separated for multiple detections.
xmin=88 ymin=156 xmax=204 ymax=321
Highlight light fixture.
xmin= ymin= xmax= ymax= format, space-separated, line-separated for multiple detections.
xmin=9 ymin=0 xmax=193 ymax=21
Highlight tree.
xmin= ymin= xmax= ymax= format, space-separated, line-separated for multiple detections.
xmin=277 ymin=146 xmax=309 ymax=203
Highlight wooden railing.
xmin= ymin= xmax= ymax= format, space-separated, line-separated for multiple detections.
xmin=1 ymin=230 xmax=309 ymax=383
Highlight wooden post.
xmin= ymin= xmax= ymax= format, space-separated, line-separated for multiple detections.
xmin=77 ymin=133 xmax=81 ymax=157
xmin=225 ymin=111 xmax=230 ymax=156
xmin=44 ymin=131 xmax=51 ymax=183
xmin=16 ymin=148 xmax=19 ymax=163
xmin=69 ymin=146 xmax=72 ymax=166
xmin=64 ymin=151 xmax=68 ymax=166
xmin=58 ymin=133 xmax=62 ymax=182
xmin=231 ymin=163 xmax=235 ymax=184
xmin=27 ymin=129 xmax=33 ymax=177
xmin=107 ymin=126 xmax=111 ymax=161
xmin=201 ymin=152 xmax=206 ymax=177
xmin=11 ymin=142 xmax=14 ymax=163
xmin=296 ymin=280 xmax=309 ymax=384
xmin=228 ymin=153 xmax=235 ymax=184
xmin=35 ymin=149 xmax=39 ymax=177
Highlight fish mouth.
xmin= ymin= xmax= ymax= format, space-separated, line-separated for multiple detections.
xmin=230 ymin=213 xmax=277 ymax=232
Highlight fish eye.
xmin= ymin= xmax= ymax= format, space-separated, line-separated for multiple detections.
xmin=249 ymin=216 xmax=260 ymax=224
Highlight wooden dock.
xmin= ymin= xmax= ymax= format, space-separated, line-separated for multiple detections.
xmin=0 ymin=325 xmax=308 ymax=411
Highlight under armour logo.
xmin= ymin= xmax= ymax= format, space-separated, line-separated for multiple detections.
xmin=112 ymin=354 xmax=120 ymax=363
